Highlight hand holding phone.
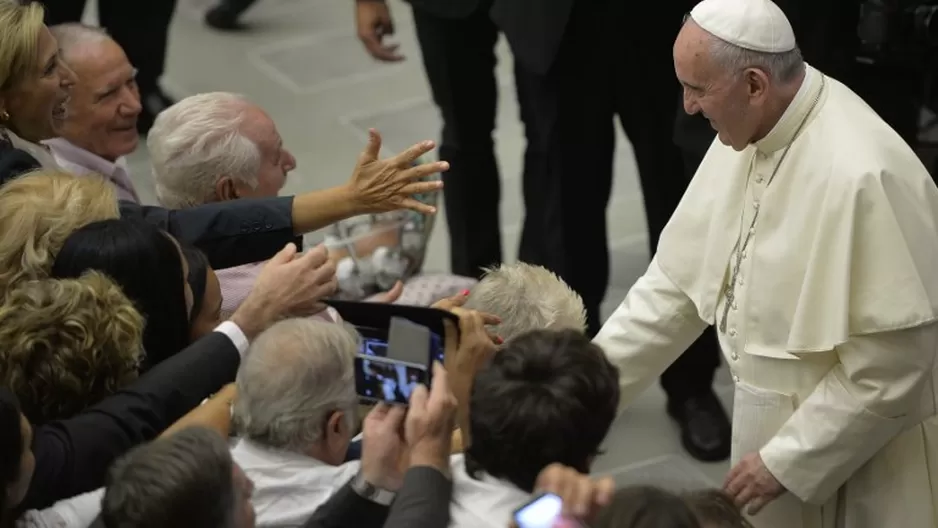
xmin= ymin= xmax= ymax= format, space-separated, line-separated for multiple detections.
xmin=513 ymin=464 xmax=615 ymax=528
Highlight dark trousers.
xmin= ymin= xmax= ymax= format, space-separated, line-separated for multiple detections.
xmin=413 ymin=0 xmax=720 ymax=402
xmin=42 ymin=0 xmax=177 ymax=95
xmin=412 ymin=6 xmax=503 ymax=280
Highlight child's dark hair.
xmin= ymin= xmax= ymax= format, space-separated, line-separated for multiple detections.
xmin=683 ymin=489 xmax=754 ymax=528
xmin=592 ymin=486 xmax=701 ymax=528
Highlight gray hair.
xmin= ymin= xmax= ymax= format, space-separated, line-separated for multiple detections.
xmin=48 ymin=23 xmax=110 ymax=61
xmin=102 ymin=427 xmax=236 ymax=528
xmin=233 ymin=318 xmax=359 ymax=452
xmin=704 ymin=32 xmax=804 ymax=83
xmin=463 ymin=262 xmax=587 ymax=344
xmin=147 ymin=92 xmax=261 ymax=209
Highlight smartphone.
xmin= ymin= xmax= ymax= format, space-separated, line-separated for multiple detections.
xmin=354 ymin=355 xmax=428 ymax=405
xmin=355 ymin=325 xmax=445 ymax=364
xmin=513 ymin=493 xmax=584 ymax=528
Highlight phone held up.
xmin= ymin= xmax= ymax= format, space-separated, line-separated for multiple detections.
xmin=324 ymin=300 xmax=459 ymax=407
xmin=514 ymin=493 xmax=585 ymax=528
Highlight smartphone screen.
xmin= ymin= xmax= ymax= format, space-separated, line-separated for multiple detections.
xmin=354 ymin=355 xmax=428 ymax=405
xmin=356 ymin=326 xmax=444 ymax=363
xmin=514 ymin=493 xmax=583 ymax=528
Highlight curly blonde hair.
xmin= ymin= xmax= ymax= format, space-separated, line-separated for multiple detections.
xmin=0 ymin=271 xmax=145 ymax=423
xmin=0 ymin=170 xmax=120 ymax=291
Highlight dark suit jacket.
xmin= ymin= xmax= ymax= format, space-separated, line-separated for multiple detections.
xmin=20 ymin=331 xmax=241 ymax=511
xmin=0 ymin=141 xmax=300 ymax=271
xmin=304 ymin=466 xmax=453 ymax=528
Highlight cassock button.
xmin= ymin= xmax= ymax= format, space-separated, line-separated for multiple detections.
xmin=731 ymin=352 xmax=739 ymax=360
xmin=733 ymin=375 xmax=740 ymax=383
xmin=753 ymin=201 xmax=760 ymax=210
xmin=728 ymin=328 xmax=737 ymax=337
xmin=755 ymin=175 xmax=764 ymax=183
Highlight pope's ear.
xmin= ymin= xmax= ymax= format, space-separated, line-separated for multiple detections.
xmin=743 ymin=67 xmax=771 ymax=100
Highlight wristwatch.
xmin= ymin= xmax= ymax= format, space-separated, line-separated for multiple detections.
xmin=351 ymin=472 xmax=397 ymax=506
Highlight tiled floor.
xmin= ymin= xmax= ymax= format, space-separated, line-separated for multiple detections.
xmin=96 ymin=0 xmax=733 ymax=490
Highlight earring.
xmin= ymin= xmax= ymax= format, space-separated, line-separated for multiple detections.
xmin=0 ymin=110 xmax=9 ymax=122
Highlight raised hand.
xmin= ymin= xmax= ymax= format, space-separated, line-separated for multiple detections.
xmin=346 ymin=129 xmax=448 ymax=215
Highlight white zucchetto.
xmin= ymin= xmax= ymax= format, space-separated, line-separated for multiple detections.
xmin=689 ymin=0 xmax=796 ymax=53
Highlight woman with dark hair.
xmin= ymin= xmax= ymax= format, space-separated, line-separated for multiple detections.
xmin=181 ymin=245 xmax=224 ymax=343
xmin=51 ymin=218 xmax=222 ymax=369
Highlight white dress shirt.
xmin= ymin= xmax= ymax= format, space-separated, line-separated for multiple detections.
xmin=447 ymin=454 xmax=531 ymax=528
xmin=16 ymin=489 xmax=103 ymax=528
xmin=230 ymin=438 xmax=360 ymax=527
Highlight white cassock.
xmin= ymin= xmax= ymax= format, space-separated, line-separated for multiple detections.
xmin=595 ymin=64 xmax=938 ymax=528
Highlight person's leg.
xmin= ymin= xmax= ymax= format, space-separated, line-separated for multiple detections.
xmin=412 ymin=5 xmax=502 ymax=280
xmin=512 ymin=0 xmax=615 ymax=335
xmin=98 ymin=0 xmax=179 ymax=134
xmin=40 ymin=0 xmax=88 ymax=25
xmin=615 ymin=9 xmax=729 ymax=462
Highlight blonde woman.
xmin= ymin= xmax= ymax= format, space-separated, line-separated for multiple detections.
xmin=0 ymin=271 xmax=145 ymax=424
xmin=0 ymin=0 xmax=448 ymax=272
xmin=0 ymin=170 xmax=119 ymax=291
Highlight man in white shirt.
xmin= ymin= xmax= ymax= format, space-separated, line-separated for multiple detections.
xmin=230 ymin=318 xmax=383 ymax=527
xmin=44 ymin=23 xmax=142 ymax=203
xmin=594 ymin=0 xmax=938 ymax=526
xmin=448 ymin=329 xmax=619 ymax=527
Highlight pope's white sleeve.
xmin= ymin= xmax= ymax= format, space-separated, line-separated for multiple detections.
xmin=760 ymin=322 xmax=938 ymax=504
xmin=592 ymin=257 xmax=709 ymax=410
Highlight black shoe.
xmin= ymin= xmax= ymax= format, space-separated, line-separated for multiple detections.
xmin=204 ymin=5 xmax=247 ymax=31
xmin=666 ymin=390 xmax=731 ymax=462
xmin=137 ymin=89 xmax=175 ymax=136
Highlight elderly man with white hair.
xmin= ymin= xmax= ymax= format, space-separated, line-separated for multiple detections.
xmin=230 ymin=318 xmax=371 ymax=526
xmin=148 ymin=92 xmax=475 ymax=317
xmin=462 ymin=262 xmax=587 ymax=343
xmin=594 ymin=0 xmax=938 ymax=526
xmin=44 ymin=23 xmax=142 ymax=203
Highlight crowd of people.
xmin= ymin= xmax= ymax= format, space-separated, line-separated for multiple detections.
xmin=0 ymin=0 xmax=936 ymax=527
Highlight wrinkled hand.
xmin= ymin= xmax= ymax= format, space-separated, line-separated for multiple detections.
xmin=724 ymin=453 xmax=786 ymax=515
xmin=405 ymin=362 xmax=458 ymax=475
xmin=232 ymin=243 xmax=337 ymax=338
xmin=534 ymin=464 xmax=615 ymax=520
xmin=355 ymin=0 xmax=403 ymax=61
xmin=369 ymin=280 xmax=404 ymax=304
xmin=347 ymin=129 xmax=447 ymax=215
xmin=361 ymin=403 xmax=407 ymax=491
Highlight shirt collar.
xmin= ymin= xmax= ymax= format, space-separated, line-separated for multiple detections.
xmin=43 ymin=137 xmax=127 ymax=177
xmin=232 ymin=438 xmax=330 ymax=469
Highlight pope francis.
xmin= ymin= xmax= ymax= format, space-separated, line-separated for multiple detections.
xmin=594 ymin=0 xmax=938 ymax=527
